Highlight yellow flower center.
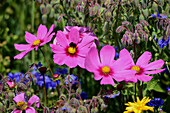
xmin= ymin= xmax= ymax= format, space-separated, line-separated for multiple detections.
xmin=131 ymin=65 xmax=140 ymax=72
xmin=17 ymin=101 xmax=25 ymax=107
xmin=17 ymin=101 xmax=27 ymax=110
xmin=102 ymin=66 xmax=110 ymax=74
xmin=68 ymin=47 xmax=76 ymax=54
xmin=33 ymin=39 xmax=40 ymax=46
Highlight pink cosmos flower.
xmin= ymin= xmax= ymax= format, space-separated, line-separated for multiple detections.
xmin=85 ymin=45 xmax=136 ymax=86
xmin=7 ymin=79 xmax=15 ymax=88
xmin=119 ymin=49 xmax=165 ymax=82
xmin=12 ymin=93 xmax=40 ymax=113
xmin=14 ymin=24 xmax=55 ymax=59
xmin=53 ymin=26 xmax=99 ymax=45
xmin=50 ymin=28 xmax=96 ymax=68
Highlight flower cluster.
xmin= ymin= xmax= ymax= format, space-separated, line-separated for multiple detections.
xmin=124 ymin=97 xmax=154 ymax=113
xmin=85 ymin=45 xmax=164 ymax=85
xmin=148 ymin=97 xmax=164 ymax=108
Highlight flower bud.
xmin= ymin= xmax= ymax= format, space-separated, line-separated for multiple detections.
xmin=159 ymin=0 xmax=164 ymax=6
xmin=30 ymin=88 xmax=34 ymax=93
xmin=76 ymin=88 xmax=82 ymax=94
xmin=130 ymin=50 xmax=134 ymax=58
xmin=89 ymin=7 xmax=94 ymax=16
xmin=26 ymin=91 xmax=31 ymax=97
xmin=91 ymin=107 xmax=98 ymax=113
xmin=103 ymin=22 xmax=109 ymax=33
xmin=105 ymin=11 xmax=111 ymax=21
xmin=143 ymin=9 xmax=148 ymax=17
xmin=57 ymin=15 xmax=63 ymax=23
xmin=42 ymin=14 xmax=47 ymax=23
xmin=53 ymin=74 xmax=60 ymax=81
xmin=101 ymin=104 xmax=107 ymax=111
xmin=116 ymin=26 xmax=125 ymax=33
xmin=50 ymin=0 xmax=56 ymax=6
xmin=46 ymin=4 xmax=52 ymax=14
xmin=117 ymin=84 xmax=124 ymax=91
xmin=121 ymin=37 xmax=126 ymax=46
xmin=136 ymin=37 xmax=141 ymax=44
xmin=40 ymin=4 xmax=46 ymax=14
xmin=80 ymin=6 xmax=84 ymax=13
xmin=49 ymin=8 xmax=55 ymax=18
xmin=6 ymin=80 xmax=15 ymax=89
xmin=8 ymin=92 xmax=14 ymax=99
xmin=39 ymin=67 xmax=47 ymax=74
xmin=0 ymin=102 xmax=3 ymax=111
xmin=36 ymin=0 xmax=41 ymax=3
xmin=134 ymin=30 xmax=138 ymax=39
xmin=152 ymin=2 xmax=158 ymax=11
xmin=93 ymin=5 xmax=98 ymax=15
xmin=122 ymin=21 xmax=129 ymax=25
xmin=33 ymin=77 xmax=37 ymax=84
xmin=76 ymin=6 xmax=81 ymax=12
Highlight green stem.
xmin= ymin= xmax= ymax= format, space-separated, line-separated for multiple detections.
xmin=114 ymin=0 xmax=122 ymax=51
xmin=43 ymin=74 xmax=47 ymax=106
xmin=39 ymin=47 xmax=60 ymax=96
xmin=135 ymin=83 xmax=137 ymax=101
xmin=39 ymin=48 xmax=53 ymax=76
xmin=31 ymin=0 xmax=35 ymax=63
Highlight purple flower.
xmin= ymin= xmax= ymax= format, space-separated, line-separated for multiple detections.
xmin=148 ymin=98 xmax=163 ymax=108
xmin=150 ymin=13 xmax=167 ymax=19
xmin=105 ymin=92 xmax=120 ymax=98
xmin=12 ymin=93 xmax=40 ymax=113
xmin=54 ymin=68 xmax=68 ymax=75
xmin=31 ymin=71 xmax=59 ymax=89
xmin=80 ymin=92 xmax=88 ymax=100
xmin=64 ymin=74 xmax=78 ymax=85
xmin=154 ymin=36 xmax=170 ymax=48
xmin=33 ymin=62 xmax=42 ymax=70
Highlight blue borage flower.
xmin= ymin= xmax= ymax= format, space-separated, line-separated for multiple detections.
xmin=80 ymin=91 xmax=88 ymax=100
xmin=166 ymin=87 xmax=170 ymax=91
xmin=61 ymin=106 xmax=70 ymax=111
xmin=33 ymin=62 xmax=42 ymax=70
xmin=150 ymin=13 xmax=167 ymax=19
xmin=64 ymin=74 xmax=78 ymax=85
xmin=31 ymin=71 xmax=59 ymax=89
xmin=7 ymin=72 xmax=29 ymax=83
xmin=54 ymin=68 xmax=68 ymax=75
xmin=148 ymin=98 xmax=164 ymax=108
xmin=161 ymin=65 xmax=170 ymax=75
xmin=154 ymin=36 xmax=170 ymax=48
xmin=105 ymin=92 xmax=120 ymax=98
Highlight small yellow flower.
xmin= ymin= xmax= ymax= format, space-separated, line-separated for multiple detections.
xmin=124 ymin=97 xmax=154 ymax=113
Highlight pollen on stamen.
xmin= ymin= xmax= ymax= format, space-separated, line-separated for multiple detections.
xmin=102 ymin=66 xmax=111 ymax=74
xmin=68 ymin=47 xmax=76 ymax=54
xmin=33 ymin=39 xmax=40 ymax=46
xmin=131 ymin=65 xmax=140 ymax=72
xmin=17 ymin=101 xmax=25 ymax=107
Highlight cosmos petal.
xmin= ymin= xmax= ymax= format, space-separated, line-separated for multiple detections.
xmin=13 ymin=93 xmax=25 ymax=103
xmin=37 ymin=24 xmax=47 ymax=40
xmin=25 ymin=31 xmax=37 ymax=44
xmin=144 ymin=59 xmax=164 ymax=70
xmin=25 ymin=107 xmax=36 ymax=113
xmin=27 ymin=95 xmax=40 ymax=107
xmin=136 ymin=74 xmax=153 ymax=82
xmin=85 ymin=47 xmax=100 ymax=72
xmin=14 ymin=44 xmax=31 ymax=51
xmin=144 ymin=69 xmax=165 ymax=74
xmin=100 ymin=45 xmax=115 ymax=65
xmin=136 ymin=51 xmax=152 ymax=66
xmin=14 ymin=47 xmax=34 ymax=59
xmin=68 ymin=28 xmax=79 ymax=44
xmin=100 ymin=76 xmax=115 ymax=86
